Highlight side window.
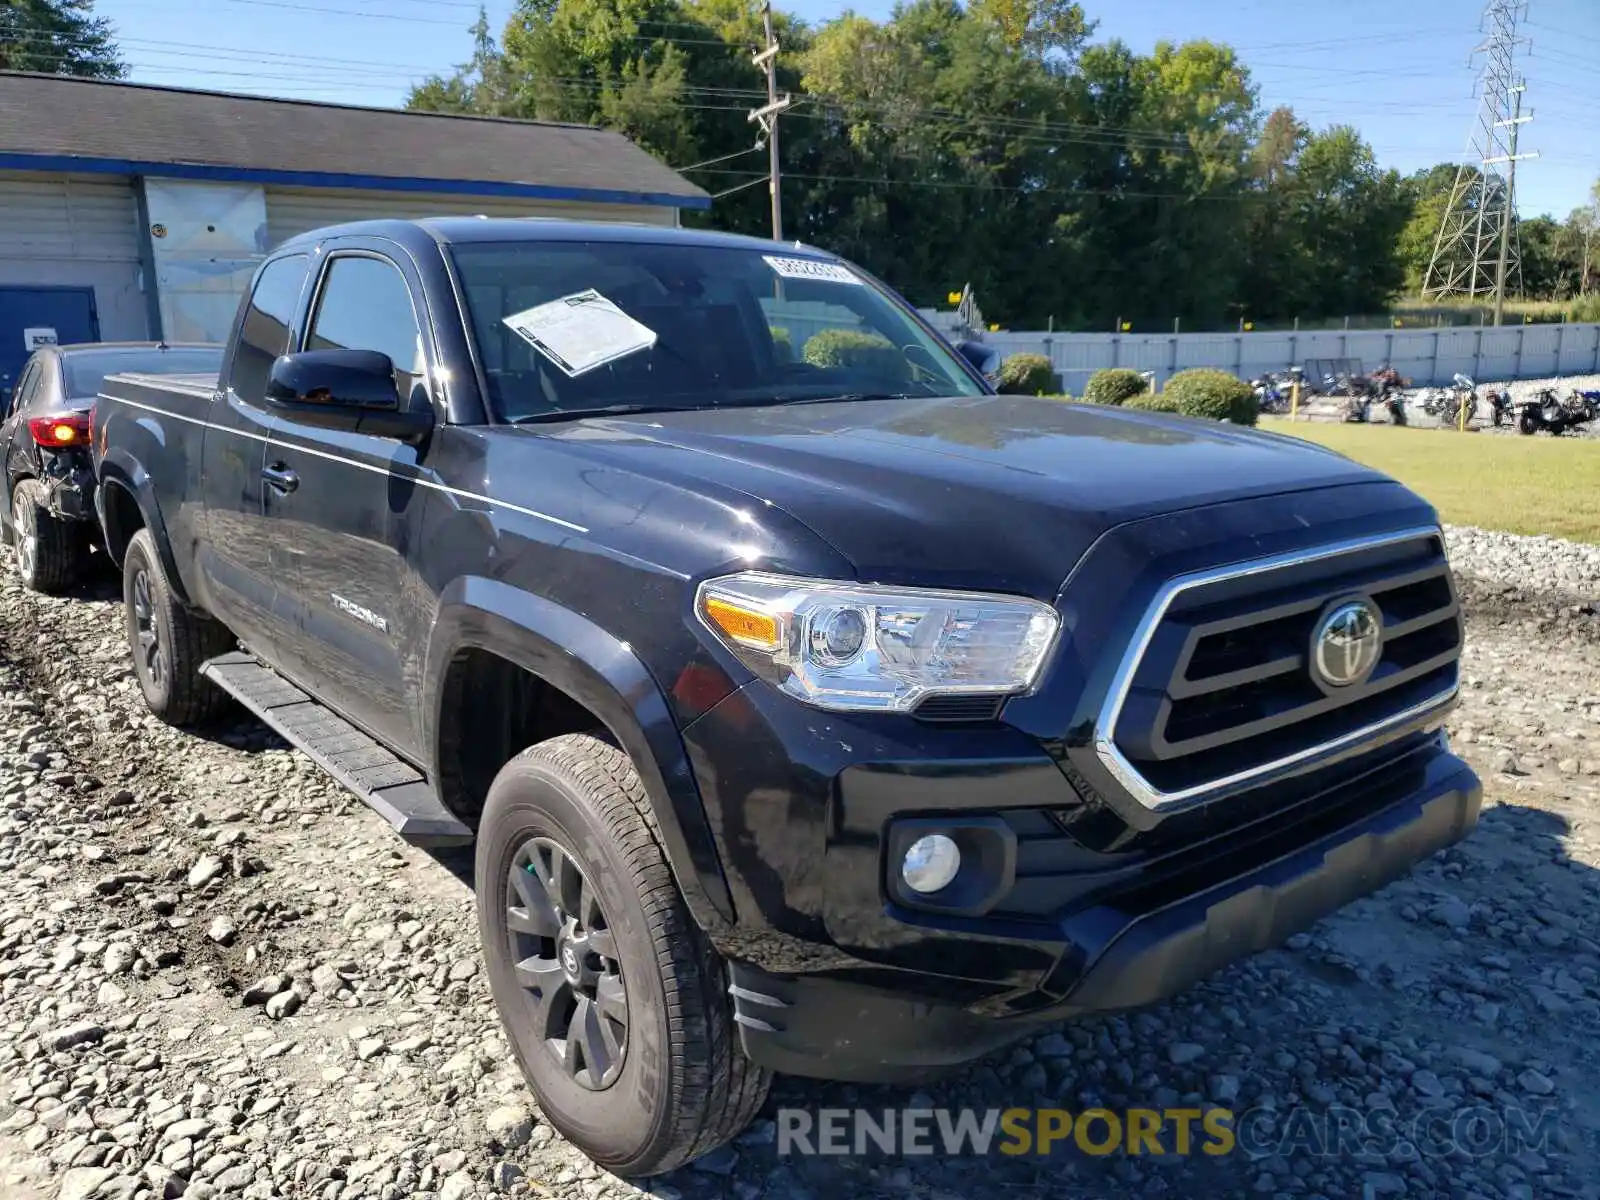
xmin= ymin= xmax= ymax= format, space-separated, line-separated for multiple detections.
xmin=305 ymin=256 xmax=426 ymax=406
xmin=8 ymin=360 xmax=41 ymax=419
xmin=231 ymin=255 xmax=308 ymax=401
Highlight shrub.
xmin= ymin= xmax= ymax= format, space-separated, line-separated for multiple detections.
xmin=1122 ymin=390 xmax=1182 ymax=414
xmin=1569 ymin=294 xmax=1600 ymax=323
xmin=802 ymin=328 xmax=898 ymax=373
xmin=1161 ymin=368 xmax=1260 ymax=426
xmin=997 ymin=353 xmax=1057 ymax=395
xmin=1083 ymin=367 xmax=1151 ymax=406
xmin=770 ymin=325 xmax=793 ymax=361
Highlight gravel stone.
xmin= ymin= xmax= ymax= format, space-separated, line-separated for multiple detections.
xmin=45 ymin=1022 xmax=105 ymax=1051
xmin=484 ymin=1104 xmax=534 ymax=1149
xmin=59 ymin=1167 xmax=114 ymax=1200
xmin=187 ymin=854 xmax=226 ymax=889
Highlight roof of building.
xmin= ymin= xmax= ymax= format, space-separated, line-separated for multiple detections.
xmin=0 ymin=72 xmax=709 ymax=210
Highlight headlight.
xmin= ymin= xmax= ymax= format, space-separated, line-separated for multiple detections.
xmin=695 ymin=572 xmax=1060 ymax=713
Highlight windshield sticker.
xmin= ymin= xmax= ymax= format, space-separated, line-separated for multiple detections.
xmin=502 ymin=290 xmax=658 ymax=377
xmin=763 ymin=256 xmax=862 ymax=286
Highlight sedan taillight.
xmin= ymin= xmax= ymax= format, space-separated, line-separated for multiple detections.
xmin=27 ymin=414 xmax=91 ymax=448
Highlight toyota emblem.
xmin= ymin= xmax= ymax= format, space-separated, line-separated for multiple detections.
xmin=1311 ymin=599 xmax=1382 ymax=690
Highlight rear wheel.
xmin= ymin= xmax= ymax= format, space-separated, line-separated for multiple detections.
xmin=10 ymin=479 xmax=86 ymax=594
xmin=477 ymin=733 xmax=771 ymax=1176
xmin=1518 ymin=409 xmax=1539 ymax=436
xmin=123 ymin=529 xmax=234 ymax=725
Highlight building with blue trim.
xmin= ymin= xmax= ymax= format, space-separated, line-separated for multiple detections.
xmin=0 ymin=71 xmax=709 ymax=377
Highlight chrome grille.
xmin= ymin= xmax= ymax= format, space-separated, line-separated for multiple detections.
xmin=1095 ymin=528 xmax=1462 ymax=812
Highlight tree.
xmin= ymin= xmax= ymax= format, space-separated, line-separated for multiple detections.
xmin=406 ymin=6 xmax=513 ymax=116
xmin=0 ymin=0 xmax=123 ymax=78
xmin=1252 ymin=106 xmax=1304 ymax=185
xmin=403 ymin=0 xmax=1468 ymax=328
xmin=1396 ymin=162 xmax=1469 ymax=291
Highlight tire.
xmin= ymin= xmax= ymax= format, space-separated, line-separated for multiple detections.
xmin=1518 ymin=410 xmax=1539 ymax=436
xmin=476 ymin=733 xmax=771 ymax=1177
xmin=10 ymin=479 xmax=86 ymax=594
xmin=122 ymin=529 xmax=235 ymax=725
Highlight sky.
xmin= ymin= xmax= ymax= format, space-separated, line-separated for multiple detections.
xmin=92 ymin=0 xmax=1599 ymax=219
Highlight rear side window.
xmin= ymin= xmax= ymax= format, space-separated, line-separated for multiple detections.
xmin=230 ymin=255 xmax=308 ymax=401
xmin=305 ymin=255 xmax=426 ymax=405
xmin=6 ymin=359 xmax=40 ymax=419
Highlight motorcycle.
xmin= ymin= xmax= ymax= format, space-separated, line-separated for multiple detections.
xmin=1516 ymin=387 xmax=1596 ymax=436
xmin=1419 ymin=374 xmax=1477 ymax=427
xmin=1365 ymin=364 xmax=1408 ymax=424
xmin=1384 ymin=392 xmax=1407 ymax=426
xmin=1484 ymin=387 xmax=1515 ymax=428
xmin=1249 ymin=370 xmax=1293 ymax=415
xmin=1339 ymin=393 xmax=1372 ymax=423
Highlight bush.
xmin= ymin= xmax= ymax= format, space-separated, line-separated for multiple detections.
xmin=1569 ymin=294 xmax=1600 ymax=323
xmin=770 ymin=325 xmax=793 ymax=361
xmin=1161 ymin=368 xmax=1260 ymax=426
xmin=1083 ymin=367 xmax=1151 ymax=406
xmin=1122 ymin=390 xmax=1182 ymax=414
xmin=997 ymin=353 xmax=1057 ymax=395
xmin=802 ymin=328 xmax=898 ymax=373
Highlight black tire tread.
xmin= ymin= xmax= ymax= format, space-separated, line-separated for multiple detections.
xmin=125 ymin=529 xmax=235 ymax=726
xmin=12 ymin=479 xmax=84 ymax=594
xmin=511 ymin=732 xmax=771 ymax=1174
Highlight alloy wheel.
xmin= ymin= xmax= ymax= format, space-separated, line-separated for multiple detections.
xmin=506 ymin=836 xmax=629 ymax=1090
xmin=12 ymin=492 xmax=35 ymax=582
xmin=130 ymin=569 xmax=167 ymax=691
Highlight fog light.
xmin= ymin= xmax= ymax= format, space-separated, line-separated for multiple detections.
xmin=901 ymin=834 xmax=961 ymax=894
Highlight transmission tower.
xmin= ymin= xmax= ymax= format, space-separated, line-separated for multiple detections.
xmin=1420 ymin=0 xmax=1538 ymax=322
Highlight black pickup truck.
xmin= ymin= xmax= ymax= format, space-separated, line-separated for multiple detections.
xmin=92 ymin=218 xmax=1481 ymax=1175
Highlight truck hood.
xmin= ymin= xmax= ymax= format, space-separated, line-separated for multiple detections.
xmin=540 ymin=394 xmax=1390 ymax=599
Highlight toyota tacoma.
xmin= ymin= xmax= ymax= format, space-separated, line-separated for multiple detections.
xmin=89 ymin=218 xmax=1481 ymax=1175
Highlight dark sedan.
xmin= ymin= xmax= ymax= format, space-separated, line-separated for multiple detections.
xmin=1 ymin=341 xmax=222 ymax=592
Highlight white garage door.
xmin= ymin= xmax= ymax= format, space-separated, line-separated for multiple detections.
xmin=264 ymin=186 xmax=678 ymax=250
xmin=0 ymin=171 xmax=148 ymax=344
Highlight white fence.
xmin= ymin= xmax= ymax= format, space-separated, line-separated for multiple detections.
xmin=980 ymin=323 xmax=1600 ymax=392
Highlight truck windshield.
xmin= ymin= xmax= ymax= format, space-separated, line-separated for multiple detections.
xmin=448 ymin=240 xmax=985 ymax=422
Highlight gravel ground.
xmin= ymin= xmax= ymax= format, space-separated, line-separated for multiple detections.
xmin=3 ymin=529 xmax=1600 ymax=1200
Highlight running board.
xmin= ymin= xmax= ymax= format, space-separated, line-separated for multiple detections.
xmin=200 ymin=652 xmax=473 ymax=847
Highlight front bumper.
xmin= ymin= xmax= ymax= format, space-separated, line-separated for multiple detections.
xmin=725 ymin=749 xmax=1480 ymax=1082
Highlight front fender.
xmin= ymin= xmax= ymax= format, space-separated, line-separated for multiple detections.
xmin=424 ymin=576 xmax=735 ymax=935
xmin=96 ymin=448 xmax=190 ymax=603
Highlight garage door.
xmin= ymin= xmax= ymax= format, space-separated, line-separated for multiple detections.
xmin=0 ymin=172 xmax=146 ymax=373
xmin=264 ymin=186 xmax=677 ymax=250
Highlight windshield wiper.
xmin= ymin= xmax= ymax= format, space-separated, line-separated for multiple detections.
xmin=509 ymin=404 xmax=694 ymax=423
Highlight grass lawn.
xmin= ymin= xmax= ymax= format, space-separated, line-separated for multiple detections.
xmin=1260 ymin=418 xmax=1600 ymax=544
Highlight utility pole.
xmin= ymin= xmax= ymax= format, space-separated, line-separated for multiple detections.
xmin=1421 ymin=0 xmax=1538 ymax=314
xmin=1492 ymin=83 xmax=1528 ymax=326
xmin=748 ymin=3 xmax=790 ymax=242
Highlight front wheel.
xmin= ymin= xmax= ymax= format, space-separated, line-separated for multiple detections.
xmin=476 ymin=733 xmax=771 ymax=1176
xmin=1518 ymin=410 xmax=1539 ymax=436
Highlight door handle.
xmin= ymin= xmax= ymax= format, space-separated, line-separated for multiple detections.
xmin=261 ymin=463 xmax=299 ymax=494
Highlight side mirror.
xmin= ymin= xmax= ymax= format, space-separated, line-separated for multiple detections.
xmin=954 ymin=339 xmax=1002 ymax=385
xmin=265 ymin=349 xmax=433 ymax=442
